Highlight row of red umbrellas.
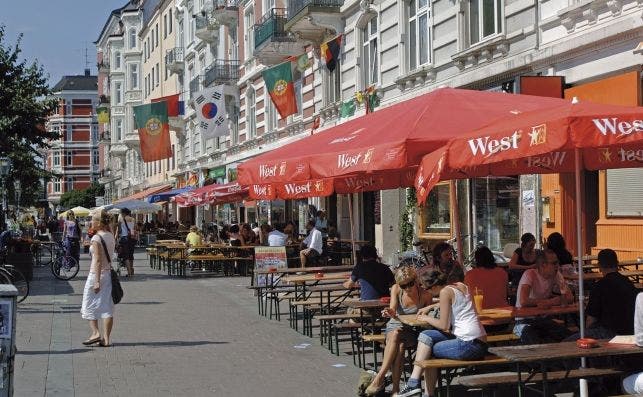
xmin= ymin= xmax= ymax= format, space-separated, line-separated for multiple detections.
xmin=171 ymin=182 xmax=249 ymax=207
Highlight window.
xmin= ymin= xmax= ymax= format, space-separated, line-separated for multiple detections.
xmin=421 ymin=182 xmax=451 ymax=234
xmin=164 ymin=14 xmax=168 ymax=38
xmin=324 ymin=65 xmax=341 ymax=105
xmin=151 ymin=66 xmax=155 ymax=88
xmin=164 ymin=63 xmax=168 ymax=81
xmin=171 ymin=144 xmax=175 ymax=169
xmin=193 ymin=139 xmax=200 ymax=157
xmin=66 ymin=151 xmax=73 ymax=166
xmin=129 ymin=64 xmax=139 ymax=89
xmin=169 ymin=9 xmax=173 ymax=33
xmin=409 ymin=0 xmax=431 ymax=71
xmin=294 ymin=77 xmax=303 ymax=118
xmin=244 ymin=8 xmax=254 ymax=60
xmin=155 ymin=63 xmax=160 ymax=87
xmin=115 ymin=82 xmax=123 ymax=104
xmin=146 ymin=37 xmax=150 ymax=58
xmin=66 ymin=125 xmax=73 ymax=141
xmin=155 ymin=24 xmax=159 ymax=47
xmin=246 ymin=88 xmax=256 ymax=139
xmin=91 ymin=125 xmax=98 ymax=142
xmin=607 ymin=169 xmax=643 ymax=216
xmin=178 ymin=21 xmax=183 ymax=48
xmin=129 ymin=28 xmax=137 ymax=49
xmin=144 ymin=41 xmax=148 ymax=61
xmin=469 ymin=0 xmax=502 ymax=45
xmin=265 ymin=92 xmax=278 ymax=131
xmin=189 ymin=8 xmax=196 ymax=43
xmin=66 ymin=177 xmax=74 ymax=191
xmin=362 ymin=17 xmax=379 ymax=87
xmin=116 ymin=119 xmax=123 ymax=141
xmin=53 ymin=180 xmax=61 ymax=193
xmin=53 ymin=151 xmax=60 ymax=166
xmin=114 ymin=51 xmax=121 ymax=69
xmin=93 ymin=150 xmax=99 ymax=165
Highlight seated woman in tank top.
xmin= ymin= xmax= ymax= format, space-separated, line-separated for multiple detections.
xmin=508 ymin=233 xmax=540 ymax=287
xmin=365 ymin=266 xmax=433 ymax=396
xmin=395 ymin=271 xmax=487 ymax=397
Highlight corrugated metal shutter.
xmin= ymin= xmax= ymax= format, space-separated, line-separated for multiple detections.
xmin=607 ymin=168 xmax=643 ymax=216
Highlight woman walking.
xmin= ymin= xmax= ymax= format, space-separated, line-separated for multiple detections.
xmin=117 ymin=208 xmax=136 ymax=277
xmin=81 ymin=210 xmax=115 ymax=347
xmin=62 ymin=210 xmax=81 ymax=265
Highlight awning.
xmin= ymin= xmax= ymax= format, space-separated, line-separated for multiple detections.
xmin=116 ymin=184 xmax=172 ymax=203
xmin=147 ymin=187 xmax=194 ymax=203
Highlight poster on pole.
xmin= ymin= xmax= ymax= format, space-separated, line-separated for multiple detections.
xmin=254 ymin=246 xmax=287 ymax=287
xmin=0 ymin=300 xmax=12 ymax=339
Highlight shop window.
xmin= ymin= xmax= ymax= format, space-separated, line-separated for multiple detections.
xmin=607 ymin=168 xmax=643 ymax=216
xmin=422 ymin=182 xmax=451 ymax=234
xmin=472 ymin=176 xmax=519 ymax=252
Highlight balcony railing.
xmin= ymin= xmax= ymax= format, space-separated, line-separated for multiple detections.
xmin=254 ymin=8 xmax=289 ymax=49
xmin=203 ymin=60 xmax=240 ymax=87
xmin=165 ymin=47 xmax=184 ymax=64
xmin=213 ymin=0 xmax=239 ymax=9
xmin=190 ymin=75 xmax=203 ymax=97
xmin=287 ymin=0 xmax=343 ymax=21
xmin=98 ymin=94 xmax=110 ymax=104
xmin=97 ymin=61 xmax=110 ymax=72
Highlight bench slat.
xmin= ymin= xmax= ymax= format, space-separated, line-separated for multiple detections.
xmin=459 ymin=367 xmax=623 ymax=387
xmin=417 ymin=355 xmax=508 ymax=369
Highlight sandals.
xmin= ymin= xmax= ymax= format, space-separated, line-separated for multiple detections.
xmin=98 ymin=340 xmax=111 ymax=347
xmin=365 ymin=382 xmax=384 ymax=396
xmin=82 ymin=337 xmax=102 ymax=346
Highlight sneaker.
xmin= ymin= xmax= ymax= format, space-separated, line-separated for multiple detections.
xmin=395 ymin=384 xmax=421 ymax=397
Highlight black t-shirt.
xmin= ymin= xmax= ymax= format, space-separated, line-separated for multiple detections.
xmin=586 ymin=271 xmax=639 ymax=335
xmin=554 ymin=248 xmax=573 ymax=265
xmin=351 ymin=259 xmax=395 ymax=300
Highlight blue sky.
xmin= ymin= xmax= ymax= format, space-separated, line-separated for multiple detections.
xmin=2 ymin=0 xmax=126 ymax=87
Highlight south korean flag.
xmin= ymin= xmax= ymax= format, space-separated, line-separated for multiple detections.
xmin=195 ymin=85 xmax=228 ymax=139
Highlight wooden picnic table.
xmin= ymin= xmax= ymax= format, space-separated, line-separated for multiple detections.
xmin=563 ymin=269 xmax=643 ymax=281
xmin=254 ymin=265 xmax=354 ymax=275
xmin=490 ymin=340 xmax=643 ymax=396
xmin=282 ymin=271 xmax=352 ymax=284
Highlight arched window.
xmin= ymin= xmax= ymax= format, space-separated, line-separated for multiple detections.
xmin=246 ymin=88 xmax=256 ymax=139
xmin=129 ymin=28 xmax=137 ymax=49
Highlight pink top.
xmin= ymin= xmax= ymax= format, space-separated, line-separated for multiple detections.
xmin=464 ymin=267 xmax=508 ymax=309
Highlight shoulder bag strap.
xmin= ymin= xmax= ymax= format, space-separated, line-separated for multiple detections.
xmin=97 ymin=234 xmax=112 ymax=264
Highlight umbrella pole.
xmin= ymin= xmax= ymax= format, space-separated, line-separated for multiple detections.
xmin=449 ymin=180 xmax=464 ymax=266
xmin=348 ymin=193 xmax=356 ymax=266
xmin=574 ymin=148 xmax=589 ymax=397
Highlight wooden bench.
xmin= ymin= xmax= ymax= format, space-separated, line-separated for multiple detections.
xmin=459 ymin=367 xmax=624 ymax=395
xmin=315 ymin=313 xmax=363 ymax=349
xmin=486 ymin=333 xmax=519 ymax=345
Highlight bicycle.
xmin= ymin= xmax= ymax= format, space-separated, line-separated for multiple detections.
xmin=50 ymin=241 xmax=80 ymax=280
xmin=0 ymin=249 xmax=30 ymax=303
xmin=393 ymin=241 xmax=432 ymax=270
xmin=31 ymin=240 xmax=55 ymax=267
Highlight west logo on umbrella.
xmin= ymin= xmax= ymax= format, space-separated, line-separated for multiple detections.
xmin=467 ymin=130 xmax=521 ymax=157
xmin=592 ymin=117 xmax=643 ymax=136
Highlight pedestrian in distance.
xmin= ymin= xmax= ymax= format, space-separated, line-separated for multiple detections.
xmin=117 ymin=208 xmax=136 ymax=277
xmin=81 ymin=210 xmax=115 ymax=347
xmin=62 ymin=210 xmax=81 ymax=265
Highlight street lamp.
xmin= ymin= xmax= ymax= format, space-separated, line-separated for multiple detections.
xmin=13 ymin=179 xmax=21 ymax=216
xmin=0 ymin=157 xmax=11 ymax=229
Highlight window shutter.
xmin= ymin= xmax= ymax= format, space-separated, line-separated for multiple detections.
xmin=606 ymin=168 xmax=643 ymax=216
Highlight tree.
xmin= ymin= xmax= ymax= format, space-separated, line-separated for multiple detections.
xmin=59 ymin=183 xmax=105 ymax=209
xmin=0 ymin=25 xmax=59 ymax=209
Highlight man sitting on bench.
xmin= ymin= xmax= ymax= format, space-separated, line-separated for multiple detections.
xmin=343 ymin=245 xmax=394 ymax=301
xmin=300 ymin=220 xmax=323 ymax=267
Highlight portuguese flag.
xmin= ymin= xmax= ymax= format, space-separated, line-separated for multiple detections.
xmin=133 ymin=102 xmax=173 ymax=162
xmin=262 ymin=61 xmax=297 ymax=119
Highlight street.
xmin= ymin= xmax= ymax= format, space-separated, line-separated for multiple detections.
xmin=15 ymin=250 xmax=360 ymax=396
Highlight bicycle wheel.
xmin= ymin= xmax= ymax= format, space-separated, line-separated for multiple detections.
xmin=51 ymin=256 xmax=79 ymax=280
xmin=33 ymin=244 xmax=53 ymax=267
xmin=1 ymin=266 xmax=29 ymax=303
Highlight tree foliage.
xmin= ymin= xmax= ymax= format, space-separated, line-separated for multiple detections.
xmin=59 ymin=183 xmax=105 ymax=210
xmin=0 ymin=25 xmax=59 ymax=207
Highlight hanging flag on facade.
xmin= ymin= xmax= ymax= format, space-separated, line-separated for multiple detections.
xmin=263 ymin=61 xmax=298 ymax=119
xmin=133 ymin=102 xmax=173 ymax=162
xmin=295 ymin=52 xmax=313 ymax=72
xmin=96 ymin=106 xmax=110 ymax=123
xmin=340 ymin=99 xmax=356 ymax=118
xmin=365 ymin=86 xmax=380 ymax=113
xmin=151 ymin=93 xmax=185 ymax=117
xmin=195 ymin=85 xmax=228 ymax=139
xmin=320 ymin=35 xmax=343 ymax=72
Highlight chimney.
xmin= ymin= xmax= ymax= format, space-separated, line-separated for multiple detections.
xmin=84 ymin=68 xmax=90 ymax=76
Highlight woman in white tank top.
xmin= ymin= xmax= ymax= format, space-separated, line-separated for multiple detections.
xmin=394 ymin=270 xmax=487 ymax=397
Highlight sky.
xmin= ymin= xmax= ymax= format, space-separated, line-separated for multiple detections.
xmin=1 ymin=0 xmax=127 ymax=87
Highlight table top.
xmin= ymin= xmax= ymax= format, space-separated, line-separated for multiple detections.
xmin=490 ymin=340 xmax=643 ymax=362
xmin=283 ymin=272 xmax=351 ymax=284
xmin=308 ymin=284 xmax=357 ymax=292
xmin=478 ymin=304 xmax=580 ymax=321
xmin=397 ymin=314 xmax=431 ymax=327
xmin=254 ymin=265 xmax=354 ymax=275
xmin=343 ymin=299 xmax=388 ymax=309
xmin=563 ymin=269 xmax=643 ymax=281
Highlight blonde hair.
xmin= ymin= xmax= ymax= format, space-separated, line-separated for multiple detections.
xmin=395 ymin=266 xmax=417 ymax=286
xmin=92 ymin=210 xmax=111 ymax=228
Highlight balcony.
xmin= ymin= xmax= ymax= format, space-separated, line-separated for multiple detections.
xmin=253 ymin=8 xmax=304 ymax=65
xmin=100 ymin=130 xmax=111 ymax=142
xmin=203 ymin=60 xmax=239 ymax=87
xmin=211 ymin=0 xmax=239 ymax=28
xmin=195 ymin=14 xmax=220 ymax=43
xmin=165 ymin=48 xmax=185 ymax=75
xmin=123 ymin=132 xmax=139 ymax=149
xmin=189 ymin=75 xmax=203 ymax=98
xmin=99 ymin=94 xmax=110 ymax=105
xmin=109 ymin=144 xmax=128 ymax=158
xmin=97 ymin=61 xmax=110 ymax=73
xmin=285 ymin=0 xmax=343 ymax=43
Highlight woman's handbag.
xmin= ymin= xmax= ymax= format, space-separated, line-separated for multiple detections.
xmin=98 ymin=235 xmax=124 ymax=304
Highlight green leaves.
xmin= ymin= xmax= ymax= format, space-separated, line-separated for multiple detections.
xmin=59 ymin=183 xmax=105 ymax=210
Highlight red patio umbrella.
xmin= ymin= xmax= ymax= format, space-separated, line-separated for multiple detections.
xmin=414 ymin=98 xmax=643 ymax=344
xmin=238 ymin=87 xmax=572 ymax=199
xmin=205 ymin=182 xmax=249 ymax=205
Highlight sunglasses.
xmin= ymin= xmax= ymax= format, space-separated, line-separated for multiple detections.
xmin=399 ymin=280 xmax=416 ymax=289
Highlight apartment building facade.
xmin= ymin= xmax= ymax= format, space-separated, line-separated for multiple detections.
xmin=45 ymin=71 xmax=99 ymax=207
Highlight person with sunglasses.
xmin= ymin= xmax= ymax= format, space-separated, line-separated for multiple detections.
xmin=395 ymin=270 xmax=487 ymax=397
xmin=513 ymin=249 xmax=574 ymax=344
xmin=365 ymin=266 xmax=433 ymax=395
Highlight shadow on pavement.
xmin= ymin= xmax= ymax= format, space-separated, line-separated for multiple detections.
xmin=17 ymin=348 xmax=93 ymax=355
xmin=114 ymin=340 xmax=229 ymax=347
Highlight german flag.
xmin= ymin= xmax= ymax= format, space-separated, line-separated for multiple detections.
xmin=321 ymin=34 xmax=343 ymax=72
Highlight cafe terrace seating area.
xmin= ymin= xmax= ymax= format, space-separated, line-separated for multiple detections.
xmin=146 ymin=244 xmax=643 ymax=396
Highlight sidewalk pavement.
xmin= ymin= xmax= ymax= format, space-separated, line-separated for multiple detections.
xmin=15 ymin=250 xmax=361 ymax=396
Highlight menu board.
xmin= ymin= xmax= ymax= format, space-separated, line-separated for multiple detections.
xmin=254 ymin=246 xmax=288 ymax=287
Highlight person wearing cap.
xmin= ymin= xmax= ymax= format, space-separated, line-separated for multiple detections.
xmin=117 ymin=208 xmax=136 ymax=277
xmin=343 ymin=244 xmax=394 ymax=300
xmin=365 ymin=266 xmax=432 ymax=395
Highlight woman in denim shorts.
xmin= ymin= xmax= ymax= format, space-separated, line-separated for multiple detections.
xmin=395 ymin=270 xmax=488 ymax=397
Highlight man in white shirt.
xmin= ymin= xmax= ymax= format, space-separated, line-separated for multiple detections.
xmin=267 ymin=223 xmax=288 ymax=247
xmin=300 ymin=220 xmax=323 ymax=267
xmin=514 ymin=249 xmax=573 ymax=344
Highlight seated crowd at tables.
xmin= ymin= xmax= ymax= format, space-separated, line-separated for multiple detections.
xmin=341 ymin=232 xmax=641 ymax=397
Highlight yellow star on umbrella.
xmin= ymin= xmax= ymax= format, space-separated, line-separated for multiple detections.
xmin=600 ymin=148 xmax=612 ymax=162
